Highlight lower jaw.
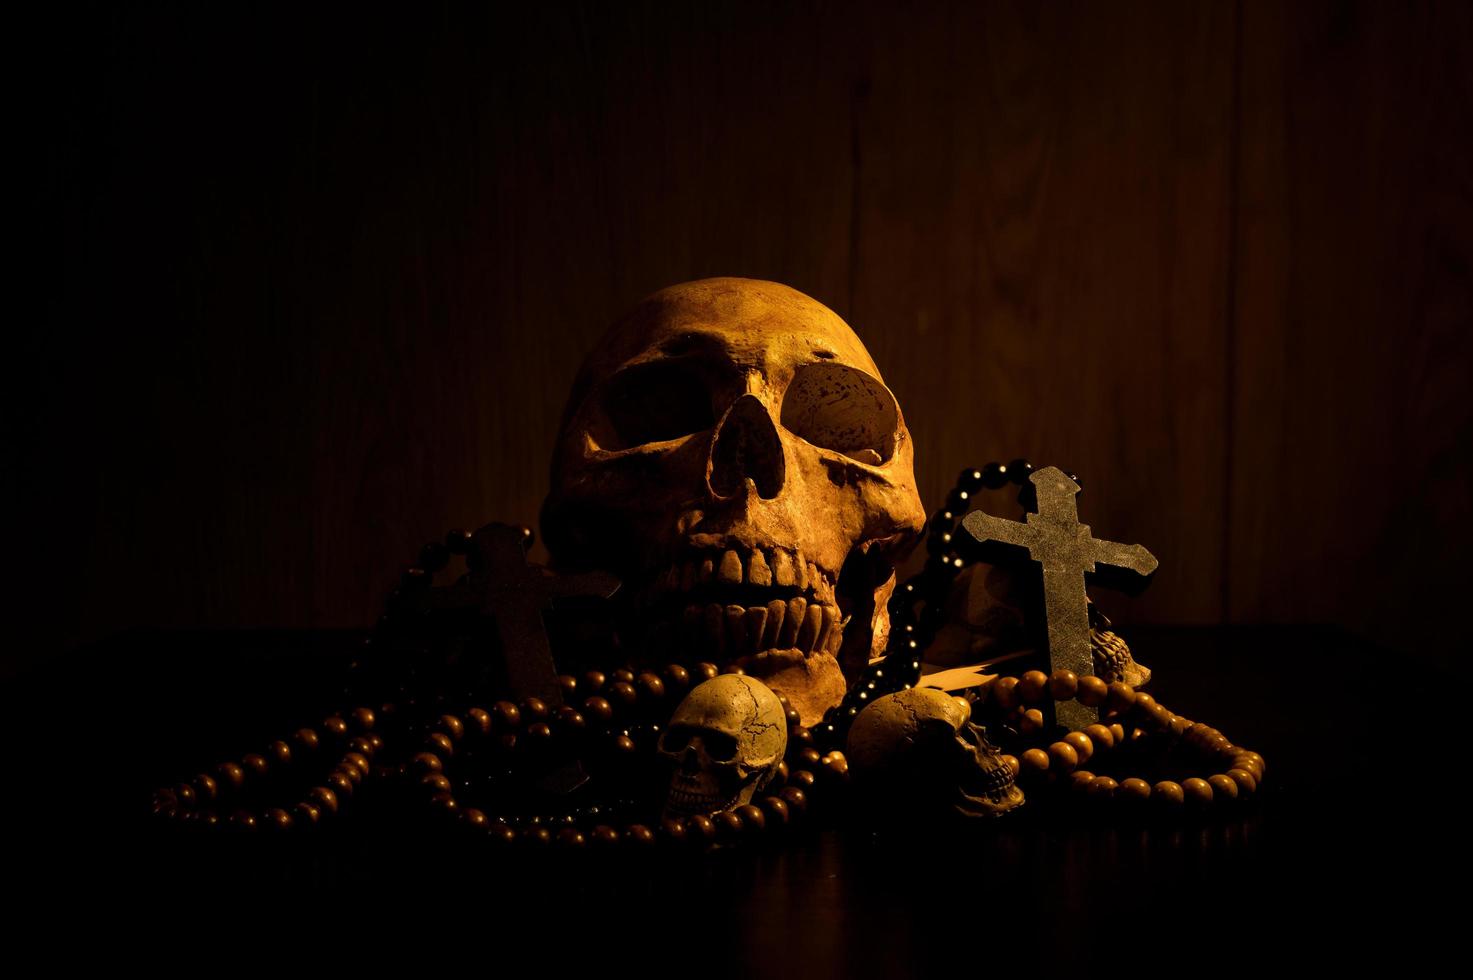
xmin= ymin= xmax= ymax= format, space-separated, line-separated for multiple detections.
xmin=737 ymin=649 xmax=849 ymax=729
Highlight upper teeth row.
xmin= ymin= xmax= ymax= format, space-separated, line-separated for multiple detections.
xmin=655 ymin=547 xmax=833 ymax=599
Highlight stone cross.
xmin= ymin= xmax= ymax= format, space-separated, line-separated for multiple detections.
xmin=960 ymin=467 xmax=1157 ymax=729
xmin=434 ymin=522 xmax=619 ymax=707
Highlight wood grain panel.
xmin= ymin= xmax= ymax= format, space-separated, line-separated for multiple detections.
xmin=847 ymin=1 xmax=1236 ymax=626
xmin=1230 ymin=0 xmax=1473 ymax=658
xmin=16 ymin=1 xmax=1469 ymax=679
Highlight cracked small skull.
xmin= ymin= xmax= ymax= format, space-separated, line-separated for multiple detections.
xmin=658 ymin=674 xmax=788 ymax=818
xmin=846 ymin=687 xmax=1023 ymax=820
xmin=542 ymin=278 xmax=927 ymax=725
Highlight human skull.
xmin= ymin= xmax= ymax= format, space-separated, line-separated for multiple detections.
xmin=542 ymin=278 xmax=927 ymax=724
xmin=658 ymin=674 xmax=788 ymax=818
xmin=846 ymin=687 xmax=1023 ymax=820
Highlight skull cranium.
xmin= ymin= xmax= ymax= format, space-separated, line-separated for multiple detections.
xmin=542 ymin=278 xmax=926 ymax=724
xmin=846 ymin=687 xmax=1024 ymax=821
xmin=658 ymin=674 xmax=788 ymax=818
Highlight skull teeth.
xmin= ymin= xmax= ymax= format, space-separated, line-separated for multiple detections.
xmin=678 ymin=598 xmax=845 ymax=660
xmin=656 ymin=546 xmax=836 ymax=606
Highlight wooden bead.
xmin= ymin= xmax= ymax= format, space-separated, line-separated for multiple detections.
xmin=521 ymin=698 xmax=551 ymax=720
xmin=1016 ymin=671 xmax=1050 ymax=704
xmin=412 ymin=752 xmax=443 ymax=774
xmin=267 ymin=740 xmax=292 ymax=765
xmin=1019 ymin=708 xmax=1046 ymax=736
xmin=663 ymin=664 xmax=691 ymax=689
xmin=1226 ymin=768 xmax=1258 ymax=796
xmin=215 ymin=762 xmax=245 ymax=792
xmin=307 ymin=786 xmax=339 ymax=815
xmin=761 ymin=795 xmax=791 ymax=827
xmin=611 ymin=735 xmax=636 ymax=755
xmin=991 ymin=676 xmax=1020 ymax=711
xmin=427 ymin=732 xmax=455 ymax=756
xmin=694 ymin=663 xmax=720 ymax=683
xmin=716 ymin=810 xmax=745 ymax=839
xmin=293 ymin=728 xmax=320 ymax=753
xmin=1021 ymin=748 xmax=1050 ymax=774
xmin=625 ymin=824 xmax=656 ymax=846
xmin=326 ymin=772 xmax=354 ymax=798
xmin=686 ymin=814 xmax=718 ymax=843
xmin=557 ymin=674 xmax=579 ymax=699
xmin=241 ymin=754 xmax=269 ymax=779
xmin=342 ymin=752 xmax=371 ymax=776
xmin=466 ymin=708 xmax=493 ymax=736
xmin=1069 ymin=770 xmax=1095 ymax=793
xmin=1076 ymin=676 xmax=1109 ymax=707
xmin=736 ymin=804 xmax=766 ymax=833
xmin=1109 ymin=723 xmax=1126 ymax=745
xmin=789 ymin=769 xmax=816 ymax=790
xmin=350 ymin=706 xmax=376 ymax=732
xmin=611 ymin=668 xmax=636 ymax=684
xmin=429 ymin=792 xmax=458 ymax=815
xmin=790 ymin=727 xmax=815 ymax=748
xmin=293 ymin=802 xmax=321 ymax=826
xmin=582 ymin=670 xmax=607 ymax=692
xmin=420 ymin=772 xmax=452 ymax=794
xmin=173 ymin=783 xmax=197 ymax=807
xmin=999 ymin=755 xmax=1020 ymax=778
xmin=582 ymin=696 xmax=614 ymax=724
xmin=439 ymin=715 xmax=464 ymax=741
xmin=193 ymin=773 xmax=219 ymax=802
xmin=492 ymin=701 xmax=521 ymax=730
xmin=779 ymin=786 xmax=808 ymax=815
xmin=607 ymin=682 xmax=637 ymax=707
xmin=462 ymin=808 xmax=488 ymax=829
xmin=321 ymin=716 xmax=349 ymax=739
xmin=526 ymin=722 xmax=553 ymax=742
xmin=636 ymin=672 xmax=665 ymax=700
xmin=1182 ymin=777 xmax=1214 ymax=807
xmin=1063 ymin=731 xmax=1094 ymax=763
xmin=1152 ymin=781 xmax=1184 ymax=809
xmin=1132 ymin=692 xmax=1157 ymax=713
xmin=263 ymin=808 xmax=293 ymax=831
xmin=659 ymin=818 xmax=688 ymax=845
xmin=1105 ymin=682 xmax=1136 ymax=713
xmin=1087 ymin=776 xmax=1118 ymax=800
xmin=820 ymin=752 xmax=849 ymax=781
xmin=797 ymin=747 xmax=823 ymax=769
xmin=335 ymin=762 xmax=362 ymax=785
xmin=229 ymin=810 xmax=259 ymax=832
xmin=1047 ymin=741 xmax=1080 ymax=771
xmin=556 ymin=707 xmax=587 ymax=733
xmin=347 ymin=736 xmax=375 ymax=758
xmin=591 ymin=825 xmax=620 ymax=846
xmin=489 ymin=823 xmax=517 ymax=845
xmin=1083 ymin=723 xmax=1115 ymax=751
xmin=1208 ymin=774 xmax=1239 ymax=800
xmin=1118 ymin=777 xmax=1152 ymax=804
xmin=1048 ymin=670 xmax=1079 ymax=700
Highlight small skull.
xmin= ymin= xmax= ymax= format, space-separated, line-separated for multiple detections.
xmin=658 ymin=674 xmax=788 ymax=818
xmin=846 ymin=687 xmax=1023 ymax=821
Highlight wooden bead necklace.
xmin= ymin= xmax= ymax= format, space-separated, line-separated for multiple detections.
xmin=979 ymin=667 xmax=1264 ymax=812
xmin=151 ymin=458 xmax=1264 ymax=839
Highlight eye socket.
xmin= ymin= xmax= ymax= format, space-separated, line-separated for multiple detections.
xmin=660 ymin=725 xmax=694 ymax=754
xmin=699 ymin=730 xmax=738 ymax=762
xmin=780 ymin=362 xmax=900 ymax=464
xmin=600 ymin=361 xmax=714 ymax=449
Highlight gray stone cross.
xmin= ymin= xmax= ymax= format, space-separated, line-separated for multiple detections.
xmin=960 ymin=467 xmax=1157 ymax=729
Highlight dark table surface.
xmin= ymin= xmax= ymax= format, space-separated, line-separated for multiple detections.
xmin=5 ymin=625 xmax=1452 ymax=969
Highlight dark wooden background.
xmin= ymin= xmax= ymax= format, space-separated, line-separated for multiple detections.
xmin=17 ymin=1 xmax=1471 ymax=680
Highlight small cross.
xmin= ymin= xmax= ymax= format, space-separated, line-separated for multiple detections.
xmin=434 ymin=523 xmax=619 ymax=707
xmin=960 ymin=467 xmax=1157 ymax=729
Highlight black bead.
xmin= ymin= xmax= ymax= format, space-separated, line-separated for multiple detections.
xmin=1007 ymin=458 xmax=1033 ymax=485
xmin=1065 ymin=471 xmax=1083 ymax=492
xmin=957 ymin=468 xmax=984 ymax=493
xmin=981 ymin=462 xmax=1009 ymax=489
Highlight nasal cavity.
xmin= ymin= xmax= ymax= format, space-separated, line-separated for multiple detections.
xmin=708 ymin=394 xmax=785 ymax=500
